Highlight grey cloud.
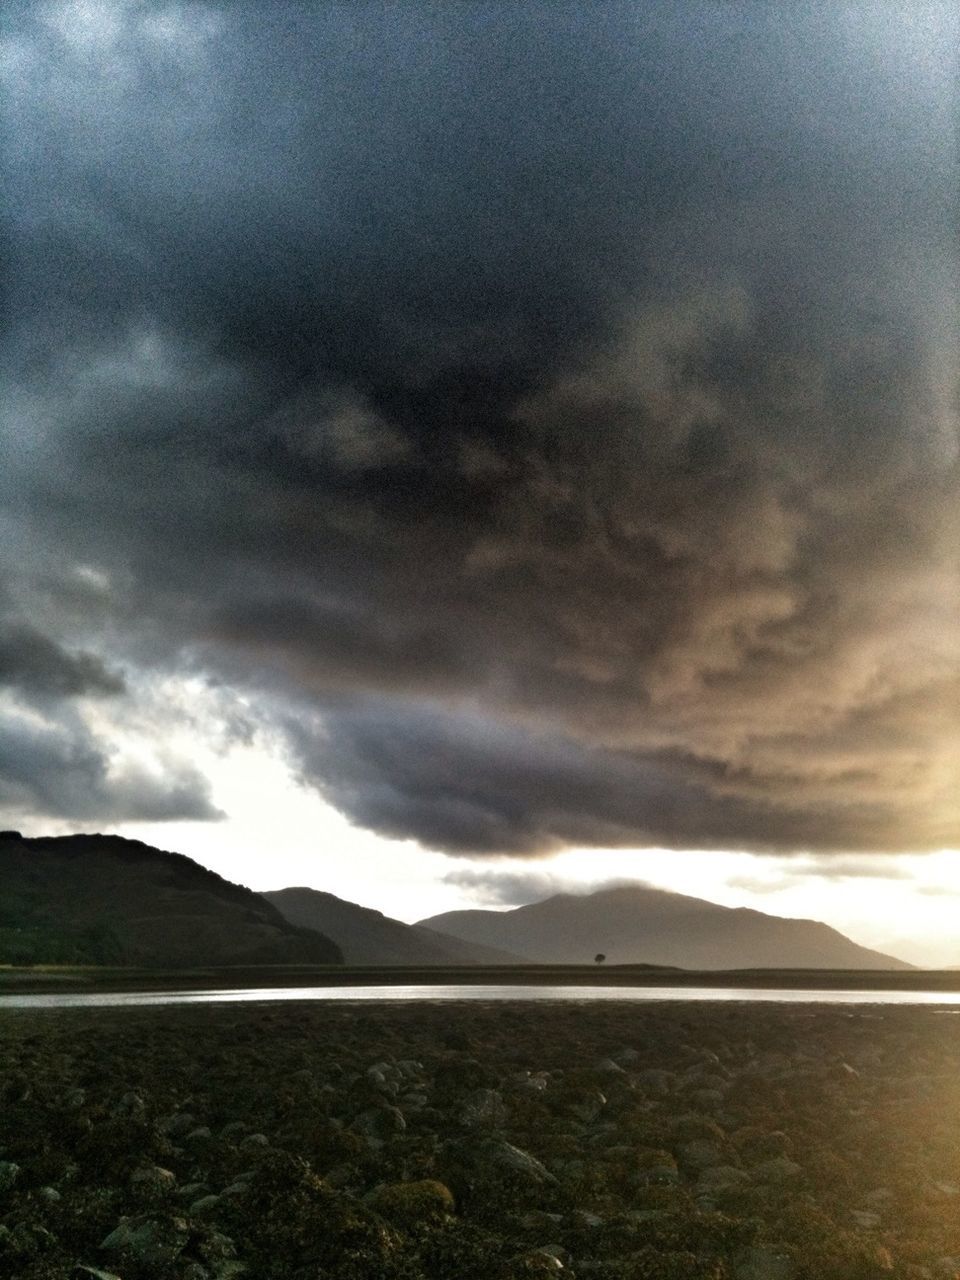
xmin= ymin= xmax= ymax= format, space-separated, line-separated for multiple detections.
xmin=0 ymin=623 xmax=124 ymax=698
xmin=441 ymin=868 xmax=578 ymax=908
xmin=285 ymin=703 xmax=743 ymax=856
xmin=726 ymin=857 xmax=916 ymax=895
xmin=1 ymin=3 xmax=957 ymax=849
xmin=794 ymin=858 xmax=916 ymax=882
xmin=0 ymin=707 xmax=222 ymax=823
xmin=441 ymin=867 xmax=653 ymax=908
xmin=284 ymin=701 xmax=945 ymax=856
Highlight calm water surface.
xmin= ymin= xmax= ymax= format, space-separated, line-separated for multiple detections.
xmin=4 ymin=984 xmax=960 ymax=1009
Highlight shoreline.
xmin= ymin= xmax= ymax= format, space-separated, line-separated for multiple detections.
xmin=2 ymin=961 xmax=957 ymax=996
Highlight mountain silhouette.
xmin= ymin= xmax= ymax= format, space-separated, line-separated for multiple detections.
xmin=418 ymin=883 xmax=911 ymax=970
xmin=0 ymin=832 xmax=342 ymax=967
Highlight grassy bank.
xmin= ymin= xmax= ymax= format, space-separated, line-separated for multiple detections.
xmin=2 ymin=962 xmax=959 ymax=995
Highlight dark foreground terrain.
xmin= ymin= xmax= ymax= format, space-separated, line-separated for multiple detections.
xmin=3 ymin=1001 xmax=960 ymax=1279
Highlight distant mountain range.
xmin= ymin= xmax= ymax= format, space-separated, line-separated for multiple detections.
xmin=2 ymin=831 xmax=912 ymax=970
xmin=418 ymin=884 xmax=912 ymax=970
xmin=262 ymin=887 xmax=524 ymax=965
xmin=0 ymin=832 xmax=342 ymax=967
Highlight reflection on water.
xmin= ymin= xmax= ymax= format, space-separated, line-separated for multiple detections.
xmin=5 ymin=984 xmax=960 ymax=1009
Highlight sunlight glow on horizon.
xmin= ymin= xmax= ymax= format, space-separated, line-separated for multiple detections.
xmin=34 ymin=707 xmax=956 ymax=969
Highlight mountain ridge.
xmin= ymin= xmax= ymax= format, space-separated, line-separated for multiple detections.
xmin=417 ymin=883 xmax=912 ymax=970
xmin=262 ymin=886 xmax=525 ymax=965
xmin=0 ymin=832 xmax=343 ymax=967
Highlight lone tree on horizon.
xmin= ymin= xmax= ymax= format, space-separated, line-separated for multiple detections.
xmin=595 ymin=953 xmax=606 ymax=964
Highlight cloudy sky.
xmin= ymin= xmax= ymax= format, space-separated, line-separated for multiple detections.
xmin=2 ymin=2 xmax=958 ymax=962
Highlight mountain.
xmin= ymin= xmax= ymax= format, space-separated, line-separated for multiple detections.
xmin=417 ymin=884 xmax=912 ymax=970
xmin=262 ymin=887 xmax=525 ymax=965
xmin=0 ymin=832 xmax=342 ymax=967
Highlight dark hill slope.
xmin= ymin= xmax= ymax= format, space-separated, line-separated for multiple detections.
xmin=0 ymin=832 xmax=342 ymax=967
xmin=262 ymin=887 xmax=524 ymax=965
xmin=418 ymin=884 xmax=911 ymax=970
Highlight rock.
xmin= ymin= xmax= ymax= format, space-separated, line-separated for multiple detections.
xmin=350 ymin=1105 xmax=407 ymax=1141
xmin=0 ymin=1221 xmax=56 ymax=1258
xmin=195 ymin=1228 xmax=239 ymax=1269
xmin=691 ymin=1088 xmax=725 ymax=1111
xmin=733 ymin=1245 xmax=798 ymax=1279
xmin=364 ymin=1179 xmax=455 ymax=1227
xmin=862 ymin=1186 xmax=893 ymax=1206
xmin=440 ymin=1136 xmax=558 ymax=1212
xmin=458 ymin=1087 xmax=508 ymax=1129
xmin=520 ymin=1211 xmax=565 ymax=1230
xmin=510 ymin=1248 xmax=565 ymax=1272
xmin=160 ymin=1112 xmax=197 ymax=1139
xmin=0 ymin=1161 xmax=20 ymax=1192
xmin=220 ymin=1182 xmax=250 ymax=1199
xmin=39 ymin=1185 xmax=61 ymax=1203
xmin=612 ymin=1047 xmax=640 ymax=1066
xmin=495 ymin=1141 xmax=555 ymax=1182
xmin=735 ymin=1129 xmax=792 ymax=1160
xmin=850 ymin=1210 xmax=881 ymax=1229
xmin=636 ymin=1069 xmax=676 ymax=1093
xmin=130 ymin=1165 xmax=176 ymax=1198
xmin=559 ymin=1086 xmax=606 ymax=1124
xmin=100 ymin=1214 xmax=190 ymax=1266
xmin=239 ymin=1132 xmax=270 ymax=1148
xmin=189 ymin=1194 xmax=222 ymax=1215
xmin=678 ymin=1139 xmax=725 ymax=1170
xmin=434 ymin=1056 xmax=496 ymax=1098
xmin=753 ymin=1157 xmax=802 ymax=1185
xmin=635 ymin=1149 xmax=680 ymax=1185
xmin=744 ymin=1052 xmax=794 ymax=1078
xmin=698 ymin=1164 xmax=752 ymax=1191
xmin=112 ymin=1092 xmax=146 ymax=1119
xmin=516 ymin=1074 xmax=551 ymax=1096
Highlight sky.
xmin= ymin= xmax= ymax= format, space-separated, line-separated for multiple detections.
xmin=1 ymin=1 xmax=958 ymax=965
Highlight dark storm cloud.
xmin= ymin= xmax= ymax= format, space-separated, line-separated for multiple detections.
xmin=286 ymin=699 xmax=952 ymax=856
xmin=0 ymin=623 xmax=124 ymax=698
xmin=1 ymin=2 xmax=957 ymax=851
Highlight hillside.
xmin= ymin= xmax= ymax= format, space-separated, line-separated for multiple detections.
xmin=0 ymin=832 xmax=342 ymax=967
xmin=418 ymin=884 xmax=912 ymax=970
xmin=262 ymin=887 xmax=524 ymax=965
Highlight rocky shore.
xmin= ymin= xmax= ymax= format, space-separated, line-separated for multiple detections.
xmin=3 ymin=1000 xmax=960 ymax=1278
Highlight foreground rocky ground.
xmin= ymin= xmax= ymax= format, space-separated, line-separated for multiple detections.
xmin=3 ymin=1000 xmax=960 ymax=1279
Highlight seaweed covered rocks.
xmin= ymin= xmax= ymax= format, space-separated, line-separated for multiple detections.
xmin=3 ymin=1000 xmax=960 ymax=1277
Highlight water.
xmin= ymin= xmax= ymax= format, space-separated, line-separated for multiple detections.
xmin=4 ymin=984 xmax=960 ymax=1009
